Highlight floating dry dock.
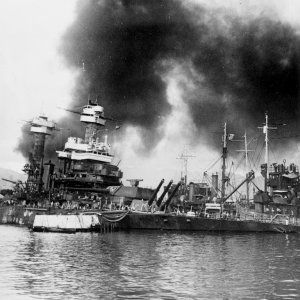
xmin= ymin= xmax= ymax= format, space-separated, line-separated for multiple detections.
xmin=32 ymin=211 xmax=129 ymax=233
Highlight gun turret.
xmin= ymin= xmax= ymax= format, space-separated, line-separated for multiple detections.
xmin=156 ymin=180 xmax=173 ymax=207
xmin=148 ymin=179 xmax=164 ymax=206
xmin=160 ymin=181 xmax=181 ymax=211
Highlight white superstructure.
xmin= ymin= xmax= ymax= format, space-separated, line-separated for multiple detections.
xmin=57 ymin=136 xmax=113 ymax=163
xmin=30 ymin=115 xmax=56 ymax=135
xmin=80 ymin=104 xmax=106 ymax=126
xmin=57 ymin=102 xmax=114 ymax=164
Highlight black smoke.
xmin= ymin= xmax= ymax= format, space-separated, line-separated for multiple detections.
xmin=17 ymin=0 xmax=300 ymax=161
xmin=60 ymin=0 xmax=202 ymax=150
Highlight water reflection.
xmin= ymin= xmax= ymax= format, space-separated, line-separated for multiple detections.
xmin=0 ymin=226 xmax=299 ymax=299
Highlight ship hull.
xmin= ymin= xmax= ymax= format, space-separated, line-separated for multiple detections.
xmin=0 ymin=206 xmax=125 ymax=231
xmin=119 ymin=212 xmax=300 ymax=233
xmin=0 ymin=206 xmax=41 ymax=227
xmin=1 ymin=207 xmax=299 ymax=233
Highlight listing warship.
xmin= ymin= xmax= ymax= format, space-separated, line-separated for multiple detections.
xmin=0 ymin=101 xmax=153 ymax=230
xmin=1 ymin=109 xmax=300 ymax=233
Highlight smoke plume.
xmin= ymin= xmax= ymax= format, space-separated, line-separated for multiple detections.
xmin=17 ymin=0 xmax=300 ymax=162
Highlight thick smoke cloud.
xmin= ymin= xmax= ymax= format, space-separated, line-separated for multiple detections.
xmin=188 ymin=15 xmax=300 ymax=145
xmin=60 ymin=0 xmax=201 ymax=149
xmin=61 ymin=0 xmax=300 ymax=143
xmin=17 ymin=0 xmax=300 ymax=161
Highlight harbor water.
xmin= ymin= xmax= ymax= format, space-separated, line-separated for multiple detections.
xmin=0 ymin=226 xmax=299 ymax=299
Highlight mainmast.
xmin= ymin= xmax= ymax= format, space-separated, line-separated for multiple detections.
xmin=265 ymin=113 xmax=269 ymax=181
xmin=244 ymin=132 xmax=250 ymax=204
xmin=221 ymin=122 xmax=227 ymax=201
xmin=80 ymin=102 xmax=106 ymax=143
xmin=236 ymin=131 xmax=254 ymax=204
xmin=259 ymin=112 xmax=277 ymax=192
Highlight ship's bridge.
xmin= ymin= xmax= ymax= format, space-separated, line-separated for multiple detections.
xmin=30 ymin=115 xmax=56 ymax=135
xmin=80 ymin=104 xmax=106 ymax=126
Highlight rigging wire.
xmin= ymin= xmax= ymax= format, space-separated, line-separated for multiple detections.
xmin=227 ymin=181 xmax=243 ymax=198
xmin=253 ymin=137 xmax=263 ymax=165
xmin=204 ymin=156 xmax=222 ymax=172
xmin=253 ymin=141 xmax=264 ymax=169
xmin=227 ymin=161 xmax=234 ymax=179
xmin=234 ymin=154 xmax=246 ymax=173
xmin=269 ymin=144 xmax=279 ymax=165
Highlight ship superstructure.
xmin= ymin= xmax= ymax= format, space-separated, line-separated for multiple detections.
xmin=23 ymin=115 xmax=56 ymax=192
xmin=55 ymin=101 xmax=122 ymax=190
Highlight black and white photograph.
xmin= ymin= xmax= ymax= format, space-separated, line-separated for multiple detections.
xmin=0 ymin=0 xmax=299 ymax=299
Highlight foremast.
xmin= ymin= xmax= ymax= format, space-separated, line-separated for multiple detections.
xmin=259 ymin=112 xmax=277 ymax=193
xmin=221 ymin=122 xmax=227 ymax=202
xmin=28 ymin=115 xmax=56 ymax=192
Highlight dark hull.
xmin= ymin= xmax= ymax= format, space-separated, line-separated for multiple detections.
xmin=0 ymin=206 xmax=40 ymax=227
xmin=32 ymin=227 xmax=76 ymax=233
xmin=2 ymin=207 xmax=299 ymax=233
xmin=119 ymin=212 xmax=300 ymax=233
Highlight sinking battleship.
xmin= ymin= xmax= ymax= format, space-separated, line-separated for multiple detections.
xmin=1 ymin=108 xmax=300 ymax=233
xmin=0 ymin=101 xmax=153 ymax=231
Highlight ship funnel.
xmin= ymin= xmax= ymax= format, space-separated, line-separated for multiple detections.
xmin=148 ymin=179 xmax=164 ymax=206
xmin=160 ymin=181 xmax=181 ymax=211
xmin=156 ymin=180 xmax=173 ymax=207
xmin=211 ymin=173 xmax=218 ymax=196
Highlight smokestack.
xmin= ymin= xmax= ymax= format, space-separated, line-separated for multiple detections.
xmin=188 ymin=182 xmax=194 ymax=202
xmin=211 ymin=173 xmax=218 ymax=197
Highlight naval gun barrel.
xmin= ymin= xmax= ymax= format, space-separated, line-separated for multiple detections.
xmin=160 ymin=181 xmax=181 ymax=211
xmin=2 ymin=178 xmax=18 ymax=184
xmin=156 ymin=180 xmax=173 ymax=207
xmin=148 ymin=179 xmax=164 ymax=206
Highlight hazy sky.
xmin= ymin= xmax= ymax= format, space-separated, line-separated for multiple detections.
xmin=0 ymin=0 xmax=300 ymax=187
xmin=0 ymin=0 xmax=76 ymax=171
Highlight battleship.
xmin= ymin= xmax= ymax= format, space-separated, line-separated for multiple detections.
xmin=1 ymin=106 xmax=300 ymax=233
xmin=0 ymin=100 xmax=153 ymax=231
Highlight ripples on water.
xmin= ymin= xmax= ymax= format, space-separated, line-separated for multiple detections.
xmin=0 ymin=226 xmax=299 ymax=299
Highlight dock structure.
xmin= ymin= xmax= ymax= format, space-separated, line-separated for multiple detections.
xmin=31 ymin=211 xmax=129 ymax=233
